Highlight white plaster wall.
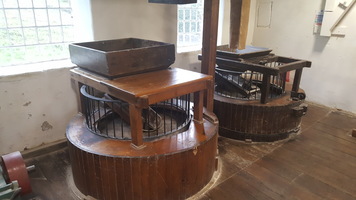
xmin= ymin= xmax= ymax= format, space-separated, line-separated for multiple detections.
xmin=0 ymin=67 xmax=78 ymax=154
xmin=252 ymin=0 xmax=356 ymax=113
xmin=72 ymin=0 xmax=94 ymax=42
xmin=90 ymin=0 xmax=177 ymax=44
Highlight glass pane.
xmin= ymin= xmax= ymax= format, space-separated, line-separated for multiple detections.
xmin=59 ymin=0 xmax=71 ymax=8
xmin=35 ymin=9 xmax=49 ymax=26
xmin=42 ymin=43 xmax=67 ymax=59
xmin=37 ymin=27 xmax=50 ymax=43
xmin=178 ymin=22 xmax=183 ymax=33
xmin=50 ymin=26 xmax=62 ymax=42
xmin=23 ymin=28 xmax=37 ymax=44
xmin=21 ymin=9 xmax=36 ymax=27
xmin=197 ymin=33 xmax=202 ymax=42
xmin=197 ymin=21 xmax=201 ymax=32
xmin=0 ymin=49 xmax=11 ymax=66
xmin=0 ymin=47 xmax=26 ymax=66
xmin=191 ymin=9 xmax=196 ymax=20
xmin=47 ymin=0 xmax=59 ymax=8
xmin=5 ymin=10 xmax=21 ymax=27
xmin=0 ymin=11 xmax=6 ymax=28
xmin=60 ymin=9 xmax=73 ymax=25
xmin=3 ymin=0 xmax=18 ymax=8
xmin=18 ymin=0 xmax=33 ymax=8
xmin=0 ymin=29 xmax=10 ymax=46
xmin=48 ymin=9 xmax=61 ymax=25
xmin=178 ymin=10 xmax=183 ymax=20
xmin=62 ymin=25 xmax=73 ymax=41
xmin=184 ymin=10 xmax=190 ymax=20
xmin=197 ymin=10 xmax=202 ymax=21
xmin=24 ymin=45 xmax=41 ymax=62
xmin=8 ymin=28 xmax=24 ymax=45
xmin=191 ymin=35 xmax=198 ymax=44
xmin=178 ymin=35 xmax=183 ymax=43
xmin=184 ymin=35 xmax=189 ymax=43
xmin=191 ymin=22 xmax=196 ymax=32
xmin=33 ymin=0 xmax=46 ymax=8
xmin=184 ymin=22 xmax=189 ymax=33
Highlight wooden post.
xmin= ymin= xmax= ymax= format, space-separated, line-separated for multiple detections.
xmin=292 ymin=68 xmax=303 ymax=93
xmin=129 ymin=104 xmax=144 ymax=148
xmin=281 ymin=72 xmax=287 ymax=91
xmin=229 ymin=0 xmax=251 ymax=50
xmin=194 ymin=90 xmax=205 ymax=134
xmin=260 ymin=74 xmax=271 ymax=104
xmin=194 ymin=90 xmax=204 ymax=122
xmin=201 ymin=0 xmax=220 ymax=112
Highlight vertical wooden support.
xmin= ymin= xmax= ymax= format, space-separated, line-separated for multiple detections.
xmin=194 ymin=90 xmax=204 ymax=122
xmin=229 ymin=0 xmax=251 ymax=50
xmin=194 ymin=90 xmax=205 ymax=134
xmin=292 ymin=68 xmax=303 ymax=93
xmin=281 ymin=72 xmax=287 ymax=91
xmin=230 ymin=0 xmax=242 ymax=50
xmin=201 ymin=0 xmax=220 ymax=112
xmin=129 ymin=104 xmax=144 ymax=148
xmin=260 ymin=74 xmax=271 ymax=104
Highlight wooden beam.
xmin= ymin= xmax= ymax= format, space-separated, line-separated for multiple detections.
xmin=292 ymin=68 xmax=303 ymax=93
xmin=194 ymin=90 xmax=204 ymax=123
xmin=260 ymin=74 xmax=271 ymax=104
xmin=201 ymin=0 xmax=220 ymax=111
xmin=229 ymin=0 xmax=242 ymax=50
xmin=229 ymin=0 xmax=251 ymax=50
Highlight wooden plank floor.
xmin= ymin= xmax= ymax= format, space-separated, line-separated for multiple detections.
xmin=22 ymin=102 xmax=356 ymax=200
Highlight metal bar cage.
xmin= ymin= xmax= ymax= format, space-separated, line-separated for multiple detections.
xmin=214 ymin=53 xmax=311 ymax=103
xmin=214 ymin=61 xmax=285 ymax=101
xmin=80 ymin=85 xmax=192 ymax=140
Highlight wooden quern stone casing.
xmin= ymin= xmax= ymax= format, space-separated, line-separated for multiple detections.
xmin=67 ymin=68 xmax=219 ymax=200
xmin=214 ymin=89 xmax=307 ymax=142
xmin=67 ymin=114 xmax=218 ymax=200
xmin=208 ymin=48 xmax=311 ymax=142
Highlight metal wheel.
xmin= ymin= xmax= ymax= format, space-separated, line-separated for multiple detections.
xmin=1 ymin=151 xmax=32 ymax=195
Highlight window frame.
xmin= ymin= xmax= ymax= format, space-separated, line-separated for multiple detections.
xmin=176 ymin=0 xmax=224 ymax=53
xmin=0 ymin=0 xmax=74 ymax=67
xmin=177 ymin=0 xmax=204 ymax=53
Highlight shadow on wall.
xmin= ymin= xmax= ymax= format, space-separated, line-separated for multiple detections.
xmin=189 ymin=62 xmax=202 ymax=72
xmin=174 ymin=50 xmax=202 ymax=72
xmin=313 ymin=35 xmax=329 ymax=52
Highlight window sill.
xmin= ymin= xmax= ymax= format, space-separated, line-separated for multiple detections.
xmin=177 ymin=45 xmax=202 ymax=53
xmin=0 ymin=59 xmax=76 ymax=77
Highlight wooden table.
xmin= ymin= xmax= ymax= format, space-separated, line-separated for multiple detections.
xmin=70 ymin=67 xmax=213 ymax=148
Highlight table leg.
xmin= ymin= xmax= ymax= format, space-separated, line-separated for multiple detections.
xmin=129 ymin=104 xmax=144 ymax=148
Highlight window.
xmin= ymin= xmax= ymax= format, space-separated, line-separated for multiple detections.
xmin=177 ymin=0 xmax=204 ymax=53
xmin=0 ymin=0 xmax=74 ymax=67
